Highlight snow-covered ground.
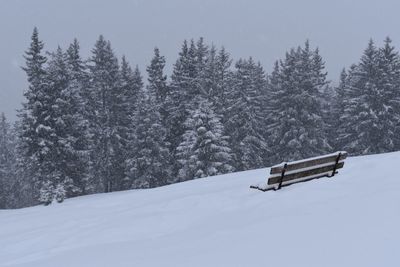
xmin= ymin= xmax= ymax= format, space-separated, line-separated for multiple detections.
xmin=1 ymin=152 xmax=400 ymax=267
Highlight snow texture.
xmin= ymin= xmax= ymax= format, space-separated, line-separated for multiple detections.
xmin=1 ymin=152 xmax=400 ymax=267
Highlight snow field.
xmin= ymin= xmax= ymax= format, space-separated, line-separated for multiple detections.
xmin=1 ymin=152 xmax=400 ymax=267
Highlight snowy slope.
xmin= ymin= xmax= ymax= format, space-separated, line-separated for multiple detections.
xmin=1 ymin=152 xmax=400 ymax=267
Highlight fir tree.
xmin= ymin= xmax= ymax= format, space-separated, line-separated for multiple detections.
xmin=0 ymin=113 xmax=16 ymax=209
xmin=18 ymin=27 xmax=50 ymax=204
xmin=330 ymin=68 xmax=347 ymax=150
xmin=176 ymin=98 xmax=234 ymax=181
xmin=43 ymin=45 xmax=90 ymax=201
xmin=65 ymin=39 xmax=92 ymax=195
xmin=339 ymin=38 xmax=400 ymax=154
xmin=225 ymin=57 xmax=268 ymax=170
xmin=41 ymin=46 xmax=70 ymax=203
xmin=201 ymin=44 xmax=218 ymax=100
xmin=165 ymin=40 xmax=196 ymax=180
xmin=377 ymin=37 xmax=400 ymax=151
xmin=212 ymin=47 xmax=233 ymax=120
xmin=118 ymin=60 xmax=143 ymax=190
xmin=147 ymin=47 xmax=169 ymax=130
xmin=267 ymin=42 xmax=331 ymax=164
xmin=87 ymin=35 xmax=121 ymax=192
xmin=126 ymin=90 xmax=170 ymax=188
xmin=147 ymin=48 xmax=168 ymax=104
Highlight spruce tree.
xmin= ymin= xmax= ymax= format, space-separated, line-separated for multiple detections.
xmin=147 ymin=47 xmax=169 ymax=133
xmin=212 ymin=47 xmax=233 ymax=121
xmin=165 ymin=40 xmax=195 ymax=180
xmin=18 ymin=27 xmax=50 ymax=204
xmin=224 ymin=57 xmax=268 ymax=170
xmin=87 ymin=36 xmax=121 ymax=192
xmin=66 ymin=39 xmax=92 ymax=195
xmin=330 ymin=68 xmax=347 ymax=150
xmin=267 ymin=42 xmax=330 ymax=164
xmin=201 ymin=45 xmax=218 ymax=100
xmin=126 ymin=90 xmax=170 ymax=188
xmin=41 ymin=46 xmax=70 ymax=203
xmin=176 ymin=98 xmax=234 ymax=181
xmin=43 ymin=45 xmax=91 ymax=201
xmin=147 ymin=48 xmax=168 ymax=104
xmin=377 ymin=37 xmax=400 ymax=151
xmin=339 ymin=38 xmax=400 ymax=154
xmin=0 ymin=113 xmax=16 ymax=209
xmin=119 ymin=60 xmax=143 ymax=190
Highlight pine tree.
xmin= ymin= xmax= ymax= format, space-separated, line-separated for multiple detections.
xmin=87 ymin=36 xmax=122 ymax=192
xmin=41 ymin=46 xmax=70 ymax=203
xmin=146 ymin=48 xmax=168 ymax=128
xmin=200 ymin=45 xmax=218 ymax=100
xmin=377 ymin=37 xmax=400 ymax=151
xmin=339 ymin=38 xmax=400 ymax=154
xmin=147 ymin=48 xmax=168 ymax=104
xmin=18 ymin=27 xmax=50 ymax=205
xmin=117 ymin=60 xmax=143 ymax=190
xmin=330 ymin=68 xmax=347 ymax=150
xmin=0 ymin=113 xmax=16 ymax=209
xmin=195 ymin=37 xmax=208 ymax=95
xmin=200 ymin=45 xmax=233 ymax=108
xmin=212 ymin=47 xmax=233 ymax=121
xmin=176 ymin=98 xmax=234 ymax=181
xmin=224 ymin=57 xmax=268 ymax=170
xmin=267 ymin=41 xmax=331 ymax=164
xmin=120 ymin=58 xmax=142 ymax=118
xmin=65 ymin=39 xmax=92 ymax=195
xmin=126 ymin=90 xmax=170 ymax=188
xmin=165 ymin=40 xmax=196 ymax=180
xmin=43 ymin=45 xmax=91 ymax=201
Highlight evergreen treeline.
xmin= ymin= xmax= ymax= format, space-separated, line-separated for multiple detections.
xmin=1 ymin=29 xmax=400 ymax=208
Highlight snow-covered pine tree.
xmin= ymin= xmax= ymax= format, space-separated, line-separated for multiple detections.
xmin=41 ymin=44 xmax=91 ymax=201
xmin=195 ymin=37 xmax=208 ymax=95
xmin=165 ymin=40 xmax=198 ymax=181
xmin=18 ymin=45 xmax=70 ymax=205
xmin=200 ymin=44 xmax=233 ymax=111
xmin=119 ymin=60 xmax=143 ymax=190
xmin=200 ymin=44 xmax=218 ymax=100
xmin=87 ymin=36 xmax=122 ymax=192
xmin=338 ymin=38 xmax=400 ymax=154
xmin=267 ymin=41 xmax=331 ymax=164
xmin=105 ymin=58 xmax=139 ymax=192
xmin=224 ymin=57 xmax=268 ymax=171
xmin=377 ymin=37 xmax=400 ymax=151
xmin=212 ymin=47 xmax=233 ymax=121
xmin=338 ymin=40 xmax=380 ymax=154
xmin=196 ymin=38 xmax=208 ymax=71
xmin=176 ymin=97 xmax=234 ymax=181
xmin=312 ymin=47 xmax=334 ymax=150
xmin=146 ymin=47 xmax=168 ymax=121
xmin=41 ymin=46 xmax=72 ymax=203
xmin=125 ymin=90 xmax=170 ymax=188
xmin=0 ymin=113 xmax=16 ymax=209
xmin=330 ymin=68 xmax=347 ymax=150
xmin=65 ymin=38 xmax=92 ymax=195
xmin=18 ymin=27 xmax=51 ymax=205
xmin=120 ymin=57 xmax=142 ymax=118
xmin=147 ymin=47 xmax=168 ymax=101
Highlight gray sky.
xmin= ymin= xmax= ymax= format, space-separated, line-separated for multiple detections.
xmin=1 ymin=0 xmax=400 ymax=120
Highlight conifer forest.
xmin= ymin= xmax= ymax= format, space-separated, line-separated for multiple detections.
xmin=1 ymin=28 xmax=400 ymax=208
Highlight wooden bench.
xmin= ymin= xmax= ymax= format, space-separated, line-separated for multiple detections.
xmin=250 ymin=151 xmax=348 ymax=191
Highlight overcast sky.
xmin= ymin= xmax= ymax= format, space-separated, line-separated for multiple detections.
xmin=1 ymin=0 xmax=400 ymax=120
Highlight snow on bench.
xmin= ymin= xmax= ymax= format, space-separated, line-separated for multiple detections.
xmin=251 ymin=151 xmax=347 ymax=191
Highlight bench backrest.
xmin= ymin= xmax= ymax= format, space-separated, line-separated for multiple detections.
xmin=268 ymin=151 xmax=347 ymax=190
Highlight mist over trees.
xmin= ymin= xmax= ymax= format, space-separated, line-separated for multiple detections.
xmin=1 ymin=28 xmax=400 ymax=208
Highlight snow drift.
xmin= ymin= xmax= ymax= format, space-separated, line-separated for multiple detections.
xmin=1 ymin=152 xmax=400 ymax=267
